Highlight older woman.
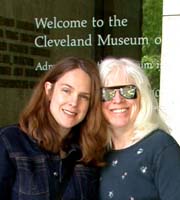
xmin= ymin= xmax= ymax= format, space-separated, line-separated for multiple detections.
xmin=99 ymin=57 xmax=180 ymax=200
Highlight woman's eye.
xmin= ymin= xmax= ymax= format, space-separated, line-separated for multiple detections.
xmin=79 ymin=95 xmax=90 ymax=100
xmin=62 ymin=88 xmax=70 ymax=93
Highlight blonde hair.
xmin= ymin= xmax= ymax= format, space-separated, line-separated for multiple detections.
xmin=99 ymin=57 xmax=169 ymax=142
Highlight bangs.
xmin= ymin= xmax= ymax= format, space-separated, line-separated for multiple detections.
xmin=103 ymin=64 xmax=134 ymax=87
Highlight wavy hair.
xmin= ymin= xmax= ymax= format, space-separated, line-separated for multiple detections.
xmin=19 ymin=56 xmax=107 ymax=166
xmin=98 ymin=57 xmax=169 ymax=142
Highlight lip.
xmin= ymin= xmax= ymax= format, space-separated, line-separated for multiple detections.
xmin=63 ymin=109 xmax=77 ymax=116
xmin=111 ymin=108 xmax=127 ymax=113
xmin=109 ymin=106 xmax=129 ymax=113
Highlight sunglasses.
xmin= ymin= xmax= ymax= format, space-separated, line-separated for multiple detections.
xmin=102 ymin=85 xmax=137 ymax=102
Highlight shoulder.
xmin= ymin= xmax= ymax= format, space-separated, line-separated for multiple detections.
xmin=141 ymin=129 xmax=180 ymax=159
xmin=0 ymin=124 xmax=22 ymax=139
xmin=0 ymin=124 xmax=37 ymax=153
xmin=0 ymin=124 xmax=20 ymax=134
xmin=145 ymin=129 xmax=179 ymax=147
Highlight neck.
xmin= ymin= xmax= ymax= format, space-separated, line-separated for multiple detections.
xmin=60 ymin=127 xmax=71 ymax=139
xmin=110 ymin=127 xmax=135 ymax=150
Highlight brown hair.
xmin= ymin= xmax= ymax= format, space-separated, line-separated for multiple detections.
xmin=19 ymin=56 xmax=107 ymax=166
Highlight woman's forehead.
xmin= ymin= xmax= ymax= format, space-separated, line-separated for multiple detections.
xmin=103 ymin=68 xmax=134 ymax=86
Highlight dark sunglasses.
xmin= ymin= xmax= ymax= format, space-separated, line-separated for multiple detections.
xmin=102 ymin=85 xmax=137 ymax=102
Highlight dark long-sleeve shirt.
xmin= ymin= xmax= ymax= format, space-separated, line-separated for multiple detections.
xmin=99 ymin=129 xmax=180 ymax=200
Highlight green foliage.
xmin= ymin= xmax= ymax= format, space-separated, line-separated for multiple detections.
xmin=142 ymin=0 xmax=163 ymax=55
xmin=142 ymin=0 xmax=163 ymax=92
xmin=141 ymin=55 xmax=160 ymax=89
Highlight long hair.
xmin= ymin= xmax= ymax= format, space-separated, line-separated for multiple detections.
xmin=19 ymin=56 xmax=107 ymax=166
xmin=99 ymin=57 xmax=169 ymax=142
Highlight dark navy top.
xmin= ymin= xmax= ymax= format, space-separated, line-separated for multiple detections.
xmin=99 ymin=129 xmax=180 ymax=200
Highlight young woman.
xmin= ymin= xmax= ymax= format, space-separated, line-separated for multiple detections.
xmin=98 ymin=57 xmax=180 ymax=200
xmin=0 ymin=56 xmax=107 ymax=200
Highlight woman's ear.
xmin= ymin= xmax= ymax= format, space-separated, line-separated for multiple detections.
xmin=44 ymin=81 xmax=53 ymax=97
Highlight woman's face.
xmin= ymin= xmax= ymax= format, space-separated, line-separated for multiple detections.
xmin=102 ymin=69 xmax=140 ymax=131
xmin=45 ymin=68 xmax=91 ymax=132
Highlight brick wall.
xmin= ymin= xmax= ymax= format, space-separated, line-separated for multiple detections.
xmin=0 ymin=15 xmax=52 ymax=125
xmin=0 ymin=16 xmax=51 ymax=89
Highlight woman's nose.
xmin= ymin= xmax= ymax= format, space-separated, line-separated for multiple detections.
xmin=69 ymin=94 xmax=79 ymax=106
xmin=112 ymin=90 xmax=124 ymax=103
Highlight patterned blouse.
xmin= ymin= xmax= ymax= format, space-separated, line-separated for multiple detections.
xmin=99 ymin=129 xmax=180 ymax=200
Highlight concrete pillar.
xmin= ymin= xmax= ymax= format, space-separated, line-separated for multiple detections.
xmin=160 ymin=0 xmax=180 ymax=143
